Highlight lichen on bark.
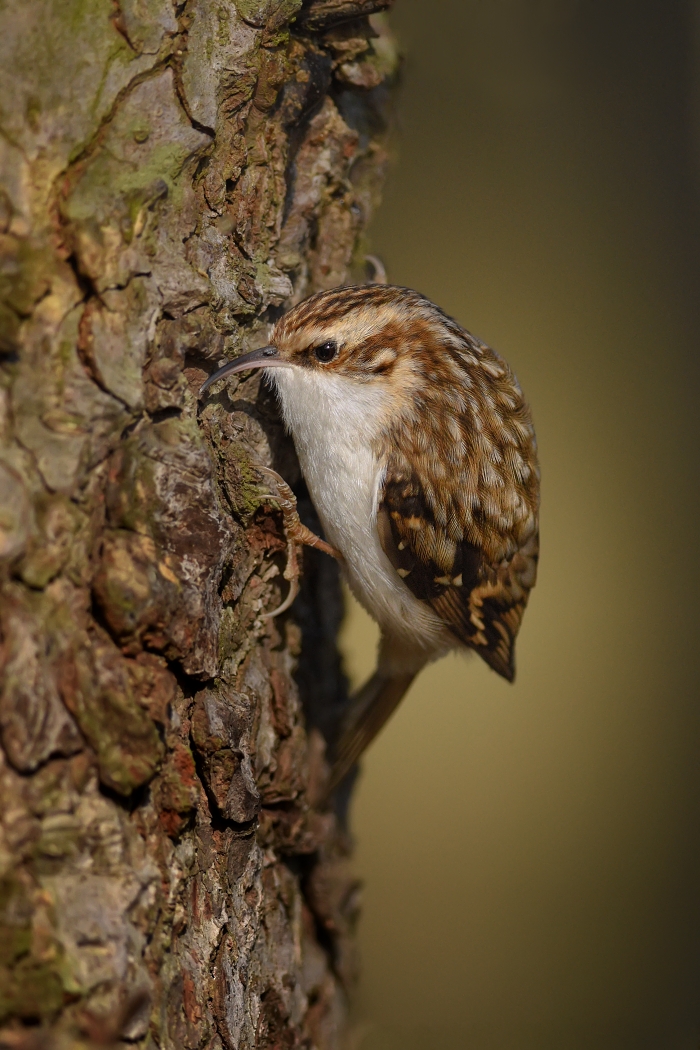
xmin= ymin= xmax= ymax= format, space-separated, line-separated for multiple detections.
xmin=0 ymin=1 xmax=396 ymax=1046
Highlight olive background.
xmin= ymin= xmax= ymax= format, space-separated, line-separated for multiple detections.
xmin=340 ymin=2 xmax=700 ymax=1047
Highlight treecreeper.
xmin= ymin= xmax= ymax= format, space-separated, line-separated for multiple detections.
xmin=201 ymin=283 xmax=540 ymax=793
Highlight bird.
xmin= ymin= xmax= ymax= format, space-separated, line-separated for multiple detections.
xmin=200 ymin=284 xmax=539 ymax=794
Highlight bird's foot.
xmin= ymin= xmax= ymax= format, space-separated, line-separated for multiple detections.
xmin=257 ymin=466 xmax=342 ymax=617
xmin=365 ymin=254 xmax=387 ymax=284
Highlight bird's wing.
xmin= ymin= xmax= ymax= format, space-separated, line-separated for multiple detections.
xmin=377 ymin=469 xmax=538 ymax=680
xmin=373 ymin=324 xmax=539 ymax=680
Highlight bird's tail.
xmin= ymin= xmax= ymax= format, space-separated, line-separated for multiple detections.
xmin=325 ymin=669 xmax=417 ymax=797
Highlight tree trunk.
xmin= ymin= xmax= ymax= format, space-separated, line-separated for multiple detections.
xmin=0 ymin=2 xmax=395 ymax=1046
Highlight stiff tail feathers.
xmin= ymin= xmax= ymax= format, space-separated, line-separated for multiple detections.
xmin=325 ymin=671 xmax=417 ymax=797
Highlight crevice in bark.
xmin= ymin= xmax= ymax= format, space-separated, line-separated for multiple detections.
xmin=188 ymin=728 xmax=249 ymax=834
xmin=148 ymin=407 xmax=183 ymax=424
xmin=99 ymin=779 xmax=153 ymax=814
xmin=65 ymin=252 xmax=101 ymax=304
xmin=110 ymin=0 xmax=137 ymax=52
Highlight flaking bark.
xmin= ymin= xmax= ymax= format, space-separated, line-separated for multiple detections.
xmin=0 ymin=2 xmax=396 ymax=1046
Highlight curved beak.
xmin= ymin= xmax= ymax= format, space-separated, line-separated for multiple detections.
xmin=199 ymin=345 xmax=289 ymax=397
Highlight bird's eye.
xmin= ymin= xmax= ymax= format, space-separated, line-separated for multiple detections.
xmin=313 ymin=340 xmax=338 ymax=363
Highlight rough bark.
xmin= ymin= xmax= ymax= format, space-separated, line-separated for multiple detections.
xmin=0 ymin=2 xmax=395 ymax=1047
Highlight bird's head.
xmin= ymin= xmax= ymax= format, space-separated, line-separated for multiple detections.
xmin=199 ymin=284 xmax=463 ymax=400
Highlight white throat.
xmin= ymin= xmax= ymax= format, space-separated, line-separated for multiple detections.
xmin=269 ymin=367 xmax=451 ymax=660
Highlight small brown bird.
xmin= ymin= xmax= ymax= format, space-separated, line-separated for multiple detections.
xmin=201 ymin=285 xmax=539 ymax=792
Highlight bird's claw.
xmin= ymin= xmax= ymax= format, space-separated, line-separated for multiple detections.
xmin=365 ymin=254 xmax=387 ymax=284
xmin=257 ymin=466 xmax=342 ymax=618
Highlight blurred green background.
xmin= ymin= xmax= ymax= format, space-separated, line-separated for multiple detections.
xmin=340 ymin=2 xmax=700 ymax=1047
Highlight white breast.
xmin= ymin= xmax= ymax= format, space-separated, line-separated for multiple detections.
xmin=269 ymin=367 xmax=452 ymax=662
